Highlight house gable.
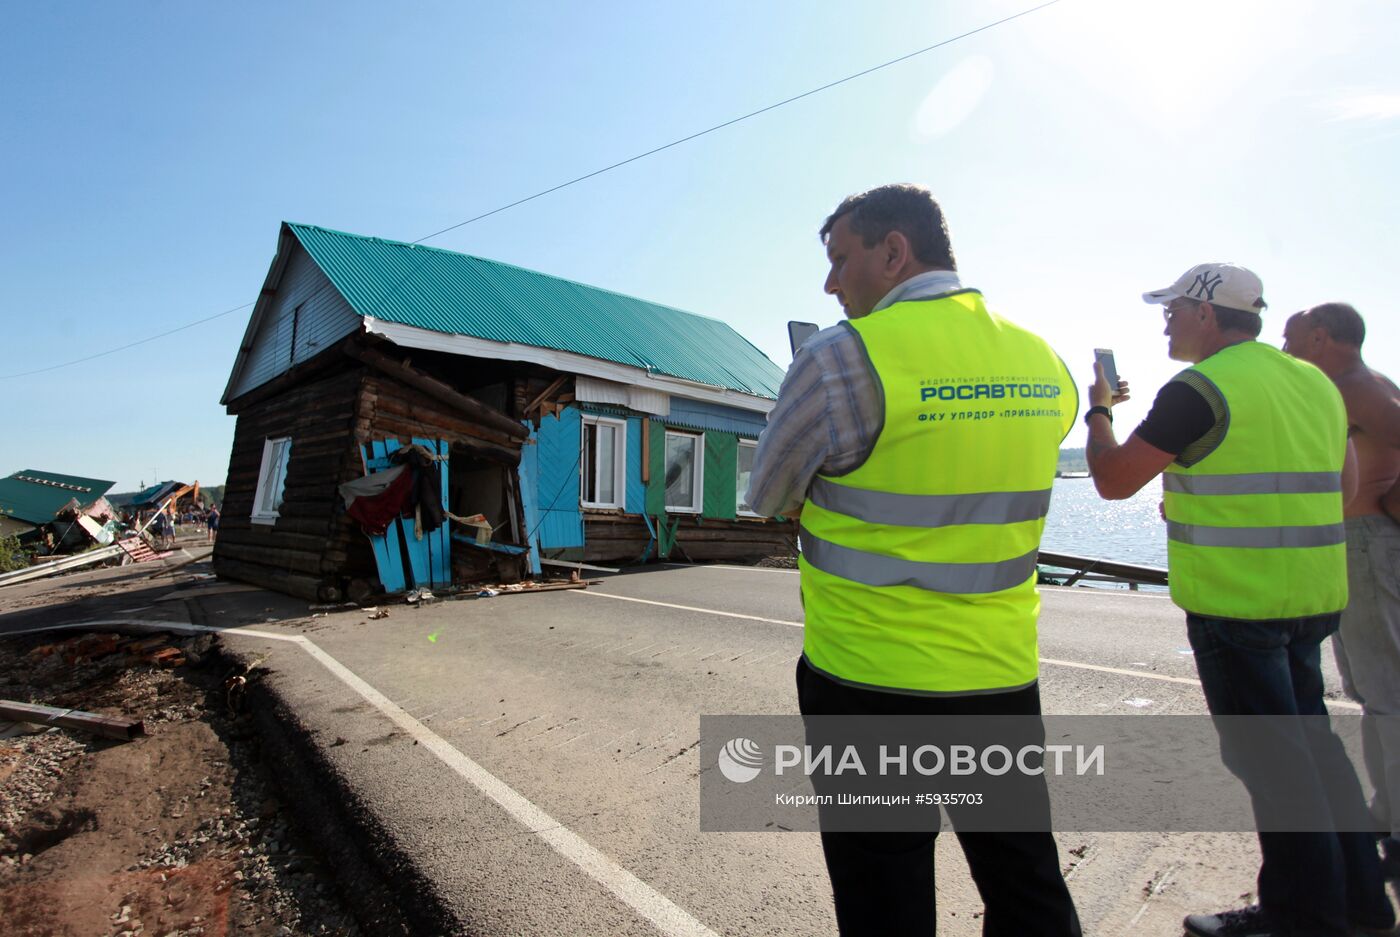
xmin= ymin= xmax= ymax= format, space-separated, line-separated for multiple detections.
xmin=223 ymin=230 xmax=362 ymax=403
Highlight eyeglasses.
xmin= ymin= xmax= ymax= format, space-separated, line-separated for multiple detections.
xmin=1163 ymin=301 xmax=1201 ymax=324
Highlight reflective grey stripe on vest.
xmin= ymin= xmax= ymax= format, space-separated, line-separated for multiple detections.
xmin=1166 ymin=522 xmax=1346 ymax=549
xmin=810 ymin=478 xmax=1051 ymax=528
xmin=799 ymin=525 xmax=1037 ymax=594
xmin=1163 ymin=471 xmax=1342 ymax=496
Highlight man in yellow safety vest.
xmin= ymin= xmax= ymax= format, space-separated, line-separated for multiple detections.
xmin=747 ymin=184 xmax=1081 ymax=936
xmin=1084 ymin=263 xmax=1390 ymax=937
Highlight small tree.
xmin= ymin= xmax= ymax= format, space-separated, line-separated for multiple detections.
xmin=0 ymin=534 xmax=30 ymax=573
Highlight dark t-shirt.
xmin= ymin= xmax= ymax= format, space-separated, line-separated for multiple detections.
xmin=1132 ymin=379 xmax=1219 ymax=458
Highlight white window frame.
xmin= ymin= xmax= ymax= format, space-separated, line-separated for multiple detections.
xmin=663 ymin=430 xmax=704 ymax=514
xmin=736 ymin=439 xmax=762 ymax=517
xmin=580 ymin=415 xmax=627 ymax=510
xmin=251 ymin=437 xmax=292 ymax=525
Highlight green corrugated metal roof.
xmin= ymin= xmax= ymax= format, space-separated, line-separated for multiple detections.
xmin=128 ymin=480 xmax=186 ymax=507
xmin=0 ymin=470 xmax=115 ymax=525
xmin=287 ymin=223 xmax=785 ymax=399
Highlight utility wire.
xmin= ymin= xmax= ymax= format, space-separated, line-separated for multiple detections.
xmin=1 ymin=0 xmax=1064 ymax=381
xmin=411 ymin=0 xmax=1064 ymax=244
xmin=0 ymin=302 xmax=253 ymax=380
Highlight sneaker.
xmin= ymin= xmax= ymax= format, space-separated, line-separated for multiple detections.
xmin=1183 ymin=905 xmax=1274 ymax=937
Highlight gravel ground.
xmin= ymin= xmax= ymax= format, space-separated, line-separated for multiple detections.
xmin=0 ymin=630 xmax=371 ymax=937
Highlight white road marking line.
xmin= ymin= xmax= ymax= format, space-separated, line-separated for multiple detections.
xmin=594 ymin=728 xmax=639 ymax=752
xmin=577 ymin=591 xmax=803 ymax=626
xmin=17 ymin=617 xmax=719 ymax=937
xmin=659 ymin=563 xmax=1176 ymax=597
xmin=662 ymin=562 xmax=799 ymax=575
xmin=1127 ymin=861 xmax=1180 ymax=930
xmin=294 ymin=643 xmax=721 ymax=937
xmin=552 ymin=732 xmax=591 ymax=749
xmin=573 ymin=595 xmax=1364 ymax=711
xmin=1062 ymin=840 xmax=1100 ymax=882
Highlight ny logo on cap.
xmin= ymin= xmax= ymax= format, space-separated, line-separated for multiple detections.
xmin=1187 ymin=271 xmax=1224 ymax=301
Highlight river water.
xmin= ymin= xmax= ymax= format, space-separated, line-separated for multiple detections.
xmin=1042 ymin=475 xmax=1168 ymax=573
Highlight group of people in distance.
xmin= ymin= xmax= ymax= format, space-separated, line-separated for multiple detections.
xmin=746 ymin=183 xmax=1399 ymax=937
xmin=130 ymin=503 xmax=220 ymax=549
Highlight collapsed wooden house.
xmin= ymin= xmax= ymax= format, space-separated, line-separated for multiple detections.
xmin=0 ymin=469 xmax=116 ymax=549
xmin=213 ymin=223 xmax=795 ymax=602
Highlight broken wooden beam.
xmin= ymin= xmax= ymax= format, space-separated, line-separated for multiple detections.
xmin=0 ymin=700 xmax=145 ymax=741
xmin=344 ymin=344 xmax=528 ymax=440
xmin=523 ymin=374 xmax=569 ymax=418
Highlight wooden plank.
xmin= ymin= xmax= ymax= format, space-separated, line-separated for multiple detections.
xmin=365 ymin=395 xmax=520 ymax=456
xmin=365 ymin=440 xmax=407 ymax=593
xmin=433 ymin=437 xmax=451 ymax=586
xmin=345 ymin=345 xmax=527 ymax=440
xmin=0 ymin=699 xmax=144 ymax=741
xmin=413 ymin=436 xmax=452 ymax=587
xmin=540 ymin=557 xmax=619 ymax=573
xmin=383 ymin=438 xmax=428 ymax=589
xmin=452 ymin=533 xmax=528 ymax=556
xmin=517 ymin=435 xmax=544 ymax=576
xmin=0 ymin=543 xmax=125 ymax=587
xmin=523 ymin=375 xmax=569 ymax=418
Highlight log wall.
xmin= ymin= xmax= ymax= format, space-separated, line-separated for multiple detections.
xmin=214 ymin=366 xmax=366 ymax=601
xmin=215 ymin=359 xmax=528 ymax=602
xmin=582 ymin=512 xmax=797 ymax=565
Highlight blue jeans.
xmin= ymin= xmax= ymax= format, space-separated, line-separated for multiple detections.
xmin=1187 ymin=612 xmax=1391 ymax=937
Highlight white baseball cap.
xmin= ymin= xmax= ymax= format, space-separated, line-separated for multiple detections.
xmin=1142 ymin=262 xmax=1268 ymax=313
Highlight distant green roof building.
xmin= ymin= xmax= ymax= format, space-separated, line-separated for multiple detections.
xmin=0 ymin=469 xmax=115 ymax=533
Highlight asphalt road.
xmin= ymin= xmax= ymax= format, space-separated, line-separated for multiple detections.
xmin=0 ymin=560 xmax=1364 ymax=935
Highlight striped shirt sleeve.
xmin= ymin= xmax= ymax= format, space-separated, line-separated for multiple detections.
xmin=745 ymin=324 xmax=882 ymax=517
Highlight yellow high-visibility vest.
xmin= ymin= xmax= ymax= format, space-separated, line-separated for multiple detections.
xmin=800 ymin=290 xmax=1076 ymax=694
xmin=1162 ymin=342 xmax=1348 ymax=620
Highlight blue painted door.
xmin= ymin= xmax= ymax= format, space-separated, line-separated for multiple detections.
xmin=361 ymin=438 xmax=451 ymax=592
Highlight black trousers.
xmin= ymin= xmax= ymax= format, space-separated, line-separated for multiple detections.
xmin=796 ymin=658 xmax=1082 ymax=937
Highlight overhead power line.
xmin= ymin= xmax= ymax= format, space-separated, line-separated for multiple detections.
xmin=0 ymin=302 xmax=253 ymax=380
xmin=410 ymin=0 xmax=1065 ymax=244
xmin=1 ymin=0 xmax=1064 ymax=381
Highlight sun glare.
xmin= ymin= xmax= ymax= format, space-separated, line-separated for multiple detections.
xmin=1023 ymin=0 xmax=1313 ymax=129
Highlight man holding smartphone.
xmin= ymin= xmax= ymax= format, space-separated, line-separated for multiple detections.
xmin=747 ymin=184 xmax=1081 ymax=936
xmin=1083 ymin=263 xmax=1389 ymax=937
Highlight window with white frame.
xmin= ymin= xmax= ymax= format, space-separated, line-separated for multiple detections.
xmin=581 ymin=415 xmax=627 ymax=509
xmin=663 ymin=431 xmax=703 ymax=513
xmin=736 ymin=439 xmax=760 ymax=516
xmin=251 ymin=437 xmax=292 ymax=524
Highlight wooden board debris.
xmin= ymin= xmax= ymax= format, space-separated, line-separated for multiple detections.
xmin=0 ymin=700 xmax=145 ymax=741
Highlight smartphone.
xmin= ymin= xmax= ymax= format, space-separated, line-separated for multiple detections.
xmin=1093 ymin=348 xmax=1119 ymax=390
xmin=788 ymin=321 xmax=820 ymax=355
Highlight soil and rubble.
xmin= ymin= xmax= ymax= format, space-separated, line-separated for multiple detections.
xmin=0 ymin=629 xmax=371 ymax=937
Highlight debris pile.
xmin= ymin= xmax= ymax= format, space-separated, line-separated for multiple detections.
xmin=0 ymin=632 xmax=368 ymax=936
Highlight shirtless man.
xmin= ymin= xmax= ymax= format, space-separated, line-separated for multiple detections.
xmin=1283 ymin=301 xmax=1400 ymax=873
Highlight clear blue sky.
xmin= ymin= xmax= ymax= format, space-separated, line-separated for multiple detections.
xmin=3 ymin=0 xmax=1397 ymax=492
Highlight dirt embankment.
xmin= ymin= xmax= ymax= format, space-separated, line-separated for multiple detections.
xmin=0 ymin=630 xmax=393 ymax=937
